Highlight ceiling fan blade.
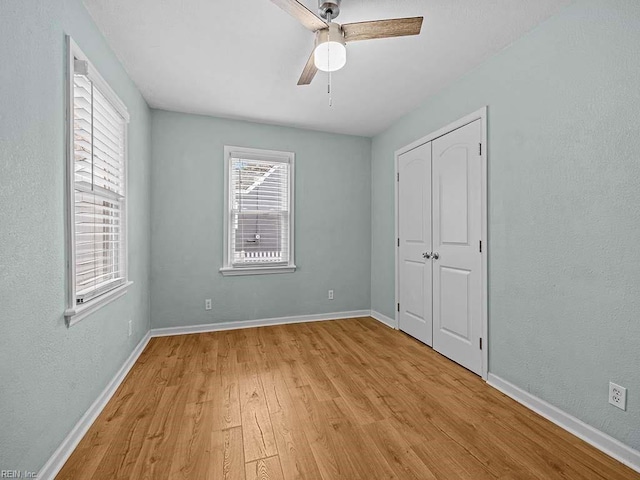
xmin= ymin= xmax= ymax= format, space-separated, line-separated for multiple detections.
xmin=342 ymin=17 xmax=423 ymax=42
xmin=298 ymin=49 xmax=318 ymax=85
xmin=269 ymin=0 xmax=328 ymax=32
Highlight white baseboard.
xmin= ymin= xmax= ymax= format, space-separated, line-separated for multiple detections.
xmin=488 ymin=374 xmax=640 ymax=474
xmin=370 ymin=310 xmax=397 ymax=329
xmin=150 ymin=310 xmax=372 ymax=337
xmin=38 ymin=332 xmax=152 ymax=480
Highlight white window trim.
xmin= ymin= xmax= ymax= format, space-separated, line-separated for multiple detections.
xmin=64 ymin=36 xmax=132 ymax=326
xmin=220 ymin=145 xmax=296 ymax=276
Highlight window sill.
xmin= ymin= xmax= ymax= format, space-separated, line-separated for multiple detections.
xmin=219 ymin=265 xmax=297 ymax=277
xmin=65 ymin=281 xmax=133 ymax=326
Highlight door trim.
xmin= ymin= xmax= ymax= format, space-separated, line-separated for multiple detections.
xmin=395 ymin=106 xmax=488 ymax=380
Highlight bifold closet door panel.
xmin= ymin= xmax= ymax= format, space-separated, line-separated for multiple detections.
xmin=398 ymin=142 xmax=433 ymax=346
xmin=431 ymin=119 xmax=483 ymax=375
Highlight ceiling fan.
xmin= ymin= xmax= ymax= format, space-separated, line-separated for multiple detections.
xmin=270 ymin=0 xmax=424 ymax=85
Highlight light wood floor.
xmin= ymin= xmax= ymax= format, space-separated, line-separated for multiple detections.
xmin=57 ymin=317 xmax=639 ymax=479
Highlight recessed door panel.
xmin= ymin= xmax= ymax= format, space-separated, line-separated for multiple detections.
xmin=398 ymin=142 xmax=432 ymax=346
xmin=401 ymin=159 xmax=426 ymax=243
xmin=439 ymin=148 xmax=469 ymax=245
xmin=404 ymin=260 xmax=425 ymax=321
xmin=439 ymin=266 xmax=471 ymax=342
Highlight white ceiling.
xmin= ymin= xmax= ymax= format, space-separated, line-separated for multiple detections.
xmin=83 ymin=0 xmax=570 ymax=137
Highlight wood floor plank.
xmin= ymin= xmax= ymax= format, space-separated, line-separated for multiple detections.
xmin=194 ymin=332 xmax=218 ymax=374
xmin=214 ymin=373 xmax=242 ymax=430
xmin=269 ymin=409 xmax=322 ymax=480
xmin=318 ymin=397 xmax=398 ymax=479
xmin=217 ymin=330 xmax=240 ymax=377
xmin=412 ymin=438 xmax=495 ymax=480
xmin=314 ymin=351 xmax=384 ymax=425
xmin=129 ymin=384 xmax=190 ymax=480
xmin=280 ymin=359 xmax=311 ymax=392
xmin=168 ymin=401 xmax=215 ymax=480
xmin=185 ymin=372 xmax=214 ymax=405
xmin=289 ymin=385 xmax=358 ymax=479
xmin=56 ymin=318 xmax=640 ymax=480
xmin=363 ymin=419 xmax=437 ymax=479
xmin=239 ymin=362 xmax=278 ymax=462
xmin=212 ymin=426 xmax=245 ymax=480
xmin=297 ymin=355 xmax=340 ymax=402
xmin=261 ymin=369 xmax=323 ymax=480
xmin=166 ymin=335 xmax=197 ymax=386
xmin=262 ymin=369 xmax=291 ymax=416
xmin=245 ymin=456 xmax=285 ymax=480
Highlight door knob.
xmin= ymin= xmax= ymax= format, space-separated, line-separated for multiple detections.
xmin=423 ymin=252 xmax=431 ymax=259
xmin=432 ymin=252 xmax=440 ymax=260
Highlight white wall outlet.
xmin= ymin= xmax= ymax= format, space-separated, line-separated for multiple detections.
xmin=609 ymin=382 xmax=627 ymax=410
xmin=205 ymin=299 xmax=212 ymax=311
xmin=328 ymin=289 xmax=334 ymax=300
xmin=128 ymin=319 xmax=132 ymax=337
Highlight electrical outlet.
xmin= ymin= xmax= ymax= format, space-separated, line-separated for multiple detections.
xmin=128 ymin=319 xmax=132 ymax=337
xmin=328 ymin=289 xmax=334 ymax=300
xmin=205 ymin=299 xmax=212 ymax=311
xmin=609 ymin=382 xmax=627 ymax=410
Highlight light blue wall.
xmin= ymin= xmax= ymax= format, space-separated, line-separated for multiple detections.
xmin=0 ymin=0 xmax=151 ymax=472
xmin=151 ymin=110 xmax=371 ymax=328
xmin=371 ymin=0 xmax=640 ymax=450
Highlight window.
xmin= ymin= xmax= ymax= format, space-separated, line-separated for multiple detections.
xmin=220 ymin=146 xmax=295 ymax=276
xmin=64 ymin=37 xmax=131 ymax=324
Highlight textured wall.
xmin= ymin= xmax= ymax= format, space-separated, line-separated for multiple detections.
xmin=371 ymin=0 xmax=640 ymax=450
xmin=151 ymin=110 xmax=371 ymax=328
xmin=0 ymin=0 xmax=151 ymax=472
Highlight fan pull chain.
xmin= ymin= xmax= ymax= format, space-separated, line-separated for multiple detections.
xmin=328 ymin=65 xmax=332 ymax=107
xmin=327 ymin=11 xmax=332 ymax=107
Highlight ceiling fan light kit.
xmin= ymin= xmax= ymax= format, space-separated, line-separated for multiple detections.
xmin=269 ymin=0 xmax=423 ymax=86
xmin=314 ymin=22 xmax=346 ymax=72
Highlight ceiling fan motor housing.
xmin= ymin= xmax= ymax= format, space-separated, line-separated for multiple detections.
xmin=318 ymin=0 xmax=341 ymax=20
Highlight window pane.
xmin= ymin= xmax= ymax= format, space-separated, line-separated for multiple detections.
xmin=73 ymin=71 xmax=126 ymax=303
xmin=230 ymin=157 xmax=290 ymax=266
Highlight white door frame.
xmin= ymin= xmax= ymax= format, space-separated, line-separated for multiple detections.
xmin=394 ymin=106 xmax=489 ymax=380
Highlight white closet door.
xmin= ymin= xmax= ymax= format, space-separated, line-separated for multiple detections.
xmin=398 ymin=142 xmax=432 ymax=346
xmin=432 ymin=120 xmax=483 ymax=375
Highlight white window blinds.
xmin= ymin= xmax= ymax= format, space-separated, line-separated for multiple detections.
xmin=72 ymin=61 xmax=127 ymax=304
xmin=229 ymin=156 xmax=291 ymax=266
